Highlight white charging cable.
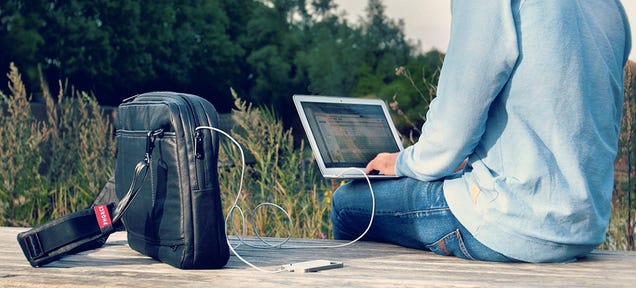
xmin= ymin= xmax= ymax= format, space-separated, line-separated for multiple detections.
xmin=195 ymin=126 xmax=376 ymax=272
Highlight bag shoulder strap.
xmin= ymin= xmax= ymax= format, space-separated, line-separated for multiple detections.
xmin=17 ymin=128 xmax=163 ymax=267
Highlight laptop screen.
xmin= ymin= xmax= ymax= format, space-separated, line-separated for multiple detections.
xmin=301 ymin=101 xmax=401 ymax=168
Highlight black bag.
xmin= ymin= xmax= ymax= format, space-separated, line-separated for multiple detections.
xmin=17 ymin=92 xmax=229 ymax=269
xmin=115 ymin=91 xmax=229 ymax=269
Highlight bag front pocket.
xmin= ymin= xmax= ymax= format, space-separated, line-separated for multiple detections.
xmin=116 ymin=130 xmax=184 ymax=243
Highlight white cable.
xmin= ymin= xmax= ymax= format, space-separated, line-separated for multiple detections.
xmin=195 ymin=126 xmax=376 ymax=271
xmin=196 ymin=126 xmax=277 ymax=273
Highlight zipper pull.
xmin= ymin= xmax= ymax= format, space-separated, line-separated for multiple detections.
xmin=195 ymin=131 xmax=204 ymax=159
xmin=145 ymin=128 xmax=164 ymax=165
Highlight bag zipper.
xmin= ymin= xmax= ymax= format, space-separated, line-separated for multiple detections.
xmin=176 ymin=94 xmax=207 ymax=189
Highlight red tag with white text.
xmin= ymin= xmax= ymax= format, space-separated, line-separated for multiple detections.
xmin=93 ymin=204 xmax=112 ymax=229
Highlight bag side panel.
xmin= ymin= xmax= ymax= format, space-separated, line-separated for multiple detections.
xmin=181 ymin=94 xmax=229 ymax=269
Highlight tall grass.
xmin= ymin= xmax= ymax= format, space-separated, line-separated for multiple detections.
xmin=0 ymin=63 xmax=115 ymax=226
xmin=389 ymin=66 xmax=439 ymax=145
xmin=0 ymin=64 xmax=333 ymax=239
xmin=218 ymin=89 xmax=332 ymax=239
xmin=3 ymin=60 xmax=634 ymax=249
xmin=601 ymin=64 xmax=636 ymax=250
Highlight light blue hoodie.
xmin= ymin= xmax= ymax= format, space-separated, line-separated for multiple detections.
xmin=395 ymin=0 xmax=631 ymax=262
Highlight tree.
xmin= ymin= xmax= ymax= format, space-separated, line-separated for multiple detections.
xmin=243 ymin=1 xmax=305 ymax=113
xmin=0 ymin=0 xmax=47 ymax=91
xmin=359 ymin=0 xmax=410 ymax=80
xmin=2 ymin=0 xmax=245 ymax=110
xmin=294 ymin=3 xmax=362 ymax=97
xmin=153 ymin=0 xmax=244 ymax=111
xmin=1 ymin=0 xmax=433 ymax=123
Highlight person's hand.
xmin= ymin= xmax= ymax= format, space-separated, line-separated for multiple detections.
xmin=365 ymin=152 xmax=399 ymax=176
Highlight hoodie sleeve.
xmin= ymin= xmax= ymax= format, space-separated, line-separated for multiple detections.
xmin=395 ymin=0 xmax=520 ymax=181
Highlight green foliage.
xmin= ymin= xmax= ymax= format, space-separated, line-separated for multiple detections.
xmin=0 ymin=0 xmax=430 ymax=125
xmin=0 ymin=0 xmax=244 ymax=108
xmin=219 ymin=89 xmax=333 ymax=239
xmin=0 ymin=63 xmax=115 ymax=226
xmin=358 ymin=0 xmax=410 ymax=77
xmin=296 ymin=17 xmax=361 ymax=96
xmin=0 ymin=0 xmax=47 ymax=83
xmin=386 ymin=51 xmax=444 ymax=142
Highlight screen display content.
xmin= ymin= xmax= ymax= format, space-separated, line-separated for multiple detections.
xmin=302 ymin=102 xmax=401 ymax=168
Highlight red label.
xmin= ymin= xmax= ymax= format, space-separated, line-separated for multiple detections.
xmin=94 ymin=204 xmax=112 ymax=229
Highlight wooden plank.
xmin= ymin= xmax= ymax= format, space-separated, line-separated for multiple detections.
xmin=1 ymin=226 xmax=636 ymax=287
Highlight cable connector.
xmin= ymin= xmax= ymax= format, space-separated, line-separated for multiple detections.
xmin=280 ymin=260 xmax=343 ymax=273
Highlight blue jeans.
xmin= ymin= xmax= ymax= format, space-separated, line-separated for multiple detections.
xmin=330 ymin=177 xmax=516 ymax=262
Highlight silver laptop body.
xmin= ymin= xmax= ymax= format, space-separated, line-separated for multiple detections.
xmin=293 ymin=95 xmax=404 ymax=179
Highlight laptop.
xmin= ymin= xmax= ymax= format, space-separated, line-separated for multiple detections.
xmin=293 ymin=95 xmax=404 ymax=179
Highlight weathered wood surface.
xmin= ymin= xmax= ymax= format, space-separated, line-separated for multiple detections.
xmin=1 ymin=226 xmax=635 ymax=287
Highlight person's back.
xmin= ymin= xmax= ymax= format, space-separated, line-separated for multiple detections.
xmin=436 ymin=0 xmax=632 ymax=262
xmin=332 ymin=0 xmax=633 ymax=263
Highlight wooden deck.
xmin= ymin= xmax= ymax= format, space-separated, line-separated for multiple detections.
xmin=1 ymin=226 xmax=635 ymax=287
